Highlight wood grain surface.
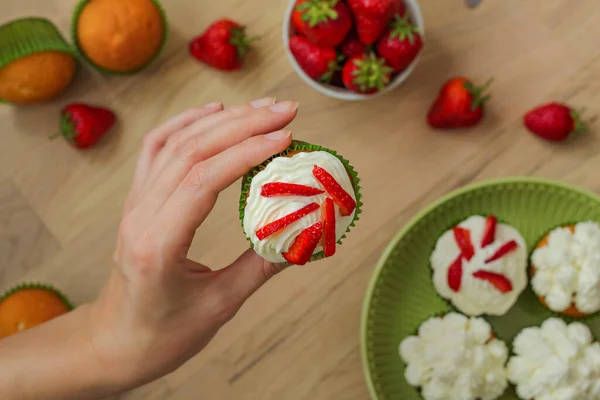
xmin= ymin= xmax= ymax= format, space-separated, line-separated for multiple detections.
xmin=2 ymin=0 xmax=600 ymax=399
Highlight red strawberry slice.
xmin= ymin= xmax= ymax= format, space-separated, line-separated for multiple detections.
xmin=322 ymin=198 xmax=336 ymax=257
xmin=312 ymin=165 xmax=356 ymax=216
xmin=485 ymin=240 xmax=518 ymax=263
xmin=453 ymin=227 xmax=475 ymax=261
xmin=282 ymin=222 xmax=323 ymax=265
xmin=472 ymin=270 xmax=513 ymax=293
xmin=447 ymin=255 xmax=463 ymax=292
xmin=481 ymin=215 xmax=498 ymax=247
xmin=261 ymin=182 xmax=324 ymax=197
xmin=256 ymin=203 xmax=320 ymax=240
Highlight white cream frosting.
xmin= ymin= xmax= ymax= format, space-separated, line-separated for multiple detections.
xmin=531 ymin=222 xmax=600 ymax=314
xmin=507 ymin=318 xmax=600 ymax=400
xmin=431 ymin=216 xmax=528 ymax=316
xmin=243 ymin=151 xmax=356 ymax=263
xmin=399 ymin=313 xmax=509 ymax=400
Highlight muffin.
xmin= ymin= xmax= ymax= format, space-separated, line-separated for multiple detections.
xmin=507 ymin=318 xmax=600 ymax=400
xmin=0 ymin=283 xmax=73 ymax=338
xmin=399 ymin=312 xmax=509 ymax=400
xmin=240 ymin=140 xmax=361 ymax=265
xmin=73 ymin=0 xmax=167 ymax=73
xmin=530 ymin=221 xmax=600 ymax=318
xmin=0 ymin=18 xmax=77 ymax=105
xmin=431 ymin=215 xmax=528 ymax=316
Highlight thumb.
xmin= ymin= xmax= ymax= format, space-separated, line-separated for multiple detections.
xmin=214 ymin=249 xmax=286 ymax=307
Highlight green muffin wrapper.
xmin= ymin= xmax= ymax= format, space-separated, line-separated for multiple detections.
xmin=71 ymin=0 xmax=169 ymax=74
xmin=0 ymin=282 xmax=75 ymax=310
xmin=239 ymin=140 xmax=362 ymax=264
xmin=0 ymin=17 xmax=78 ymax=104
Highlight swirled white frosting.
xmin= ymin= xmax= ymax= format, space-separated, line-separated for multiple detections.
xmin=399 ymin=313 xmax=509 ymax=400
xmin=243 ymin=151 xmax=356 ymax=263
xmin=507 ymin=318 xmax=600 ymax=400
xmin=531 ymin=222 xmax=600 ymax=314
xmin=431 ymin=216 xmax=528 ymax=316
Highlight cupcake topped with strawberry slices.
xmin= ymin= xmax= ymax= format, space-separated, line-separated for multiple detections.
xmin=240 ymin=141 xmax=361 ymax=265
xmin=431 ymin=215 xmax=528 ymax=316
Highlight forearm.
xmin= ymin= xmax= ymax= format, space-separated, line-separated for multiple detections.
xmin=0 ymin=303 xmax=127 ymax=400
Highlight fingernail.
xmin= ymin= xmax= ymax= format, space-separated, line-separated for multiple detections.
xmin=250 ymin=97 xmax=276 ymax=108
xmin=204 ymin=102 xmax=222 ymax=108
xmin=269 ymin=101 xmax=298 ymax=113
xmin=265 ymin=129 xmax=292 ymax=140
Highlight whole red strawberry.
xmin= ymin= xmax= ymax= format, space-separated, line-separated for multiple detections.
xmin=347 ymin=0 xmax=395 ymax=45
xmin=524 ymin=102 xmax=586 ymax=142
xmin=292 ymin=0 xmax=352 ymax=47
xmin=342 ymin=53 xmax=393 ymax=94
xmin=427 ymin=77 xmax=492 ymax=129
xmin=58 ymin=103 xmax=116 ymax=149
xmin=189 ymin=19 xmax=257 ymax=71
xmin=340 ymin=34 xmax=366 ymax=58
xmin=289 ymin=35 xmax=340 ymax=82
xmin=376 ymin=14 xmax=422 ymax=72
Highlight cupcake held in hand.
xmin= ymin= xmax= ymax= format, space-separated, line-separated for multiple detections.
xmin=530 ymin=221 xmax=600 ymax=318
xmin=240 ymin=141 xmax=361 ymax=265
xmin=0 ymin=18 xmax=77 ymax=105
xmin=73 ymin=0 xmax=167 ymax=73
xmin=431 ymin=215 xmax=528 ymax=316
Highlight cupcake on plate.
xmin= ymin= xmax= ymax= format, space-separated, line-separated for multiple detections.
xmin=530 ymin=221 xmax=600 ymax=318
xmin=431 ymin=215 xmax=528 ymax=316
xmin=507 ymin=318 xmax=600 ymax=400
xmin=240 ymin=140 xmax=361 ymax=265
xmin=73 ymin=0 xmax=167 ymax=73
xmin=399 ymin=312 xmax=509 ymax=400
xmin=0 ymin=283 xmax=74 ymax=338
xmin=0 ymin=18 xmax=77 ymax=105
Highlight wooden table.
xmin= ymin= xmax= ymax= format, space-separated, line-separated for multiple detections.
xmin=2 ymin=0 xmax=600 ymax=398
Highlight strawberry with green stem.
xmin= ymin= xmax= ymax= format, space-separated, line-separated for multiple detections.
xmin=189 ymin=19 xmax=259 ymax=71
xmin=427 ymin=77 xmax=493 ymax=129
xmin=342 ymin=53 xmax=393 ymax=94
xmin=376 ymin=13 xmax=423 ymax=73
xmin=292 ymin=0 xmax=352 ymax=47
xmin=524 ymin=102 xmax=587 ymax=142
xmin=54 ymin=103 xmax=116 ymax=149
xmin=289 ymin=36 xmax=342 ymax=83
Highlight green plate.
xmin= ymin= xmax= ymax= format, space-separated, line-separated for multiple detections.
xmin=361 ymin=177 xmax=600 ymax=400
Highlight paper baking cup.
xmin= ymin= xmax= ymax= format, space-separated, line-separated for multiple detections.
xmin=361 ymin=177 xmax=600 ymax=400
xmin=239 ymin=140 xmax=362 ymax=263
xmin=0 ymin=282 xmax=74 ymax=310
xmin=0 ymin=18 xmax=77 ymax=104
xmin=71 ymin=0 xmax=168 ymax=74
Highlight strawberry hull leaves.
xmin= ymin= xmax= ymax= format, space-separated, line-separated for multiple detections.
xmin=342 ymin=53 xmax=393 ymax=94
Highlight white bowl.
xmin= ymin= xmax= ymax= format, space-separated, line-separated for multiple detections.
xmin=282 ymin=0 xmax=425 ymax=101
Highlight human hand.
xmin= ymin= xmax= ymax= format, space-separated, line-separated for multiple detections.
xmin=89 ymin=98 xmax=298 ymax=389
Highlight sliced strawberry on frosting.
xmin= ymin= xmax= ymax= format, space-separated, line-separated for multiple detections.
xmin=282 ymin=222 xmax=323 ymax=265
xmin=322 ymin=198 xmax=336 ymax=257
xmin=481 ymin=215 xmax=498 ymax=247
xmin=261 ymin=182 xmax=324 ymax=197
xmin=447 ymin=255 xmax=463 ymax=292
xmin=485 ymin=240 xmax=518 ymax=263
xmin=472 ymin=270 xmax=513 ymax=293
xmin=453 ymin=226 xmax=475 ymax=261
xmin=312 ymin=165 xmax=356 ymax=216
xmin=255 ymin=203 xmax=320 ymax=240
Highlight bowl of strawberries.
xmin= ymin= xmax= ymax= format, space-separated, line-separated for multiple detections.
xmin=283 ymin=0 xmax=424 ymax=100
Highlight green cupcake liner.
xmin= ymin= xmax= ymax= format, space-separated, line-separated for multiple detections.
xmin=71 ymin=0 xmax=168 ymax=75
xmin=238 ymin=140 xmax=362 ymax=263
xmin=0 ymin=17 xmax=78 ymax=104
xmin=0 ymin=282 xmax=75 ymax=310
